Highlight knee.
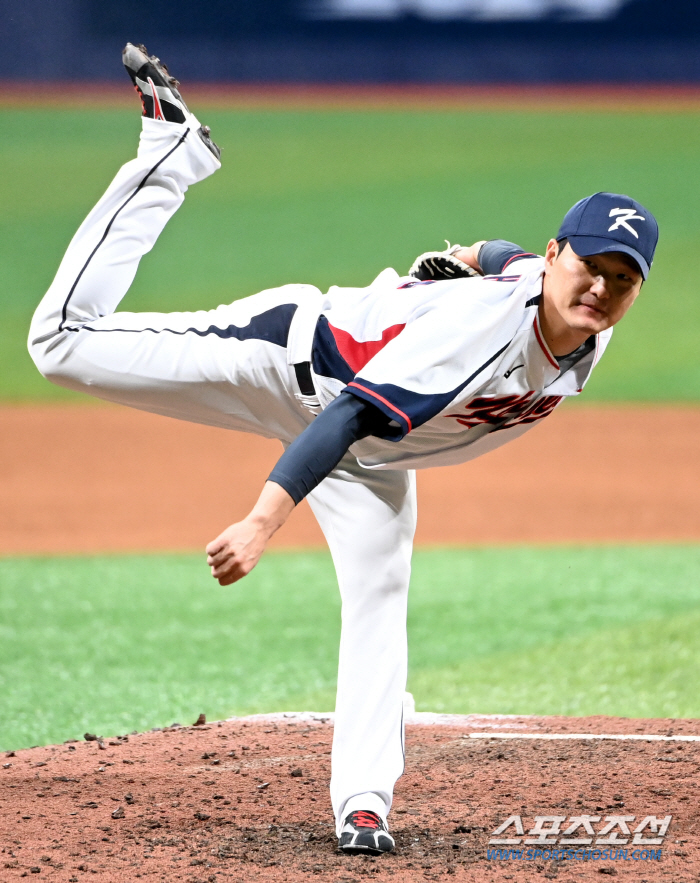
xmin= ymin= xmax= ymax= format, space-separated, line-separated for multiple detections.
xmin=27 ymin=334 xmax=56 ymax=381
xmin=343 ymin=555 xmax=411 ymax=605
xmin=28 ymin=308 xmax=58 ymax=378
xmin=27 ymin=334 xmax=50 ymax=378
xmin=27 ymin=331 xmax=81 ymax=390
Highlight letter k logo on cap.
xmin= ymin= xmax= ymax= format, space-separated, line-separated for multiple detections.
xmin=608 ymin=207 xmax=645 ymax=239
xmin=556 ymin=192 xmax=659 ymax=279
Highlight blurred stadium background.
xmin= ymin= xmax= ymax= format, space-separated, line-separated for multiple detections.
xmin=3 ymin=0 xmax=700 ymax=83
xmin=1 ymin=0 xmax=699 ymax=750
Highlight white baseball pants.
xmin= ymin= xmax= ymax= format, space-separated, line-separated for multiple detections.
xmin=28 ymin=116 xmax=417 ymax=832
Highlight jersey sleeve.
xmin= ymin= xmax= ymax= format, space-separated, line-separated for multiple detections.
xmin=343 ymin=286 xmax=524 ymax=439
xmin=268 ymin=395 xmax=391 ymax=504
xmin=478 ymin=240 xmax=539 ymax=275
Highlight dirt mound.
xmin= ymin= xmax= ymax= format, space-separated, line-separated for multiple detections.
xmin=2 ymin=714 xmax=699 ymax=881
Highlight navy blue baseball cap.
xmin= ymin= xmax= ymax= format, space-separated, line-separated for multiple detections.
xmin=557 ymin=192 xmax=658 ymax=279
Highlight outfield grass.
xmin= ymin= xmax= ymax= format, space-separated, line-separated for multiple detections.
xmin=1 ymin=545 xmax=699 ymax=750
xmin=3 ymin=107 xmax=700 ymax=402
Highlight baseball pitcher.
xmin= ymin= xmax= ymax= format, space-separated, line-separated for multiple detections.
xmin=28 ymin=45 xmax=658 ymax=856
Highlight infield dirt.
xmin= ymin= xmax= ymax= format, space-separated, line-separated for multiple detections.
xmin=3 ymin=81 xmax=700 ymax=112
xmin=2 ymin=714 xmax=698 ymax=882
xmin=2 ymin=403 xmax=699 ymax=555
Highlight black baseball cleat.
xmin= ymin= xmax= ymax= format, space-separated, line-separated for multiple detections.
xmin=122 ymin=42 xmax=189 ymax=124
xmin=122 ymin=43 xmax=221 ymax=159
xmin=338 ymin=810 xmax=395 ymax=856
xmin=197 ymin=124 xmax=221 ymax=161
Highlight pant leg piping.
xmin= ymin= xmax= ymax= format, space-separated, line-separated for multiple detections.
xmin=59 ymin=129 xmax=190 ymax=333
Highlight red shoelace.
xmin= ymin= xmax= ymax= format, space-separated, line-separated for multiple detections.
xmin=349 ymin=810 xmax=381 ymax=829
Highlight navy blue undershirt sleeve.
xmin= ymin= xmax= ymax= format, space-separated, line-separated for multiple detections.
xmin=268 ymin=394 xmax=392 ymax=505
xmin=478 ymin=240 xmax=539 ymax=275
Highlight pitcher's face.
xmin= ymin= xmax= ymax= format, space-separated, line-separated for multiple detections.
xmin=543 ymin=240 xmax=643 ymax=336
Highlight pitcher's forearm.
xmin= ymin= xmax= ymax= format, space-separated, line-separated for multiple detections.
xmin=452 ymin=241 xmax=487 ymax=273
xmin=248 ymin=480 xmax=297 ymax=537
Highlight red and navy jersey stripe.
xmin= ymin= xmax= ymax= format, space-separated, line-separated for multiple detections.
xmin=312 ymin=306 xmax=522 ymax=440
xmin=342 ymin=340 xmax=512 ymax=439
xmin=312 ymin=316 xmax=407 ymax=384
xmin=312 ymin=316 xmax=355 ymax=384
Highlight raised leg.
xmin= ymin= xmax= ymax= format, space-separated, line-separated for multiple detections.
xmin=27 ymin=119 xmax=316 ymax=439
xmin=307 ymin=457 xmax=417 ymax=834
xmin=29 ymin=117 xmax=219 ymax=350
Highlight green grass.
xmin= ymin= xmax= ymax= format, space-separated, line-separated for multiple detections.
xmin=1 ymin=545 xmax=699 ymax=750
xmin=3 ymin=107 xmax=700 ymax=401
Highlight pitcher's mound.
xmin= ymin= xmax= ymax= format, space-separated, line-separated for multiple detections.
xmin=3 ymin=713 xmax=698 ymax=881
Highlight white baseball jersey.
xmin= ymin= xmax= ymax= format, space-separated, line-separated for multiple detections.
xmin=300 ymin=261 xmax=611 ymax=470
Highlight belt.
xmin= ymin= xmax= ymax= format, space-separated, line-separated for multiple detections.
xmin=294 ymin=361 xmax=316 ymax=397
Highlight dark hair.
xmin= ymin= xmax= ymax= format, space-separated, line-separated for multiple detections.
xmin=556 ymin=238 xmax=568 ymax=256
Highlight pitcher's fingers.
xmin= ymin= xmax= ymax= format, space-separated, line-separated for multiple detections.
xmin=214 ymin=564 xmax=244 ymax=586
xmin=211 ymin=556 xmax=235 ymax=577
xmin=205 ymin=537 xmax=225 ymax=556
xmin=207 ymin=547 xmax=232 ymax=567
xmin=217 ymin=564 xmax=246 ymax=586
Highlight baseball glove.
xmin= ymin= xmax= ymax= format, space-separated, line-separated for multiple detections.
xmin=408 ymin=242 xmax=480 ymax=281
